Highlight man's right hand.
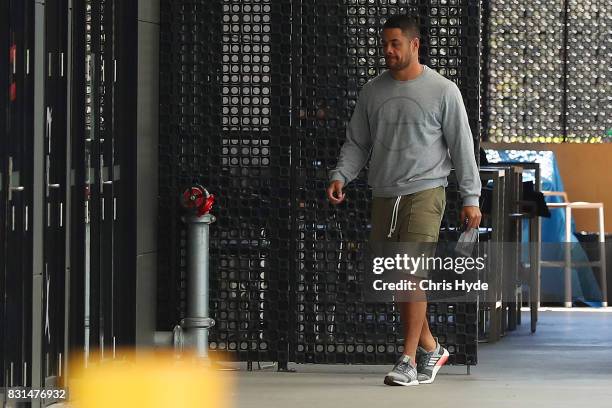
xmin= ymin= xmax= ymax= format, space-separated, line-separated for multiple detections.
xmin=327 ymin=180 xmax=346 ymax=205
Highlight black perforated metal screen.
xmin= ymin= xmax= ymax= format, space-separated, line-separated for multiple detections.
xmin=483 ymin=0 xmax=612 ymax=143
xmin=159 ymin=0 xmax=481 ymax=367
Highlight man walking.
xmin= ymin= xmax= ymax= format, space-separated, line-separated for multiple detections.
xmin=326 ymin=15 xmax=482 ymax=386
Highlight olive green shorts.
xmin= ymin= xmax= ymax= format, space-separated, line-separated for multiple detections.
xmin=369 ymin=186 xmax=446 ymax=278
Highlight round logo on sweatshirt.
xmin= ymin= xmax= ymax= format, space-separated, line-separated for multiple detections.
xmin=369 ymin=96 xmax=428 ymax=152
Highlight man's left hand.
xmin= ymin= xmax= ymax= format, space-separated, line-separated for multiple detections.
xmin=460 ymin=206 xmax=482 ymax=230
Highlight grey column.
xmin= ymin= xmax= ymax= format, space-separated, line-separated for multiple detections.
xmin=135 ymin=0 xmax=160 ymax=348
xmin=31 ymin=1 xmax=46 ymax=407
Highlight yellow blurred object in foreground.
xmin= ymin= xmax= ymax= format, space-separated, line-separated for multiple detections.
xmin=69 ymin=351 xmax=232 ymax=408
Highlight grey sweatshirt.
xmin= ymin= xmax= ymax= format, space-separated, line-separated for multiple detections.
xmin=329 ymin=65 xmax=481 ymax=207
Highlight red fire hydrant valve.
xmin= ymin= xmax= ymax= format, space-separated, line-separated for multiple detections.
xmin=181 ymin=185 xmax=215 ymax=217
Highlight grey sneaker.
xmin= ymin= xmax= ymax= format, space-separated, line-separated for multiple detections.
xmin=384 ymin=354 xmax=419 ymax=386
xmin=416 ymin=340 xmax=450 ymax=384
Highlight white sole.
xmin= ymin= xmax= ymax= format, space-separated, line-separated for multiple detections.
xmin=386 ymin=379 xmax=419 ymax=386
xmin=384 ymin=376 xmax=419 ymax=386
xmin=418 ymin=348 xmax=450 ymax=384
xmin=393 ymin=379 xmax=419 ymax=386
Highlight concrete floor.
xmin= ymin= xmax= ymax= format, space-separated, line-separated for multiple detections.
xmin=233 ymin=309 xmax=612 ymax=408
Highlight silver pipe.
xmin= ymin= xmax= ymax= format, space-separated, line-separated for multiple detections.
xmin=153 ymin=331 xmax=173 ymax=347
xmin=182 ymin=213 xmax=216 ymax=359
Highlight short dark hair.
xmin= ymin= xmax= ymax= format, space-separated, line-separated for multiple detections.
xmin=382 ymin=15 xmax=421 ymax=40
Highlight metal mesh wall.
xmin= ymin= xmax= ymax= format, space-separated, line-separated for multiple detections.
xmin=159 ymin=0 xmax=293 ymax=363
xmin=159 ymin=0 xmax=481 ymax=366
xmin=290 ymin=0 xmax=480 ymax=365
xmin=290 ymin=0 xmax=374 ymax=364
xmin=484 ymin=0 xmax=611 ymax=143
xmin=566 ymin=0 xmax=611 ymax=141
xmin=436 ymin=174 xmax=478 ymax=364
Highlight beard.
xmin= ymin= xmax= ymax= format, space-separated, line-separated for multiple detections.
xmin=385 ymin=55 xmax=412 ymax=71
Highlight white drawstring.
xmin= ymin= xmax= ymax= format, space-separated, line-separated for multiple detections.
xmin=387 ymin=195 xmax=402 ymax=238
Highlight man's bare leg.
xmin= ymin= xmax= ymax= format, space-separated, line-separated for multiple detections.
xmin=399 ymin=300 xmax=427 ymax=361
xmin=419 ymin=315 xmax=437 ymax=352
